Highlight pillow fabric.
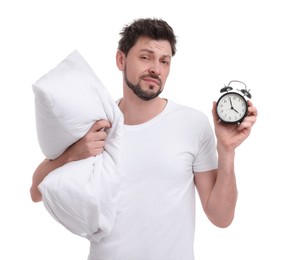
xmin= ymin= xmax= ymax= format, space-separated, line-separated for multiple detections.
xmin=33 ymin=50 xmax=124 ymax=242
xmin=33 ymin=50 xmax=118 ymax=160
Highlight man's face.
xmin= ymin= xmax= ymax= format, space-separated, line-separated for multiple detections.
xmin=122 ymin=36 xmax=172 ymax=101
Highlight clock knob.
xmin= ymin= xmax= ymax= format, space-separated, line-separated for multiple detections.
xmin=240 ymin=88 xmax=252 ymax=99
xmin=220 ymin=86 xmax=233 ymax=93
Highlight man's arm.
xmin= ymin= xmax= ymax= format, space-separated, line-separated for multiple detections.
xmin=30 ymin=120 xmax=111 ymax=202
xmin=195 ymin=152 xmax=237 ymax=228
xmin=30 ymin=157 xmax=68 ymax=202
xmin=195 ymin=101 xmax=257 ymax=228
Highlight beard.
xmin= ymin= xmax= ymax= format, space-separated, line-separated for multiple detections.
xmin=124 ymin=67 xmax=163 ymax=101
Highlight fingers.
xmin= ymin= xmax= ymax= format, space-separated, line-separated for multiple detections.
xmin=212 ymin=99 xmax=257 ymax=133
xmin=238 ymin=115 xmax=257 ymax=131
xmin=247 ymin=100 xmax=258 ymax=117
xmin=92 ymin=130 xmax=108 ymax=142
xmin=238 ymin=101 xmax=257 ymax=131
xmin=88 ymin=140 xmax=106 ymax=156
xmin=67 ymin=120 xmax=111 ymax=159
xmin=89 ymin=119 xmax=111 ymax=133
xmin=74 ymin=133 xmax=106 ymax=158
xmin=211 ymin=101 xmax=219 ymax=124
xmin=87 ymin=120 xmax=111 ymax=156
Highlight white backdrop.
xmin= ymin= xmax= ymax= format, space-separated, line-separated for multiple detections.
xmin=1 ymin=0 xmax=283 ymax=259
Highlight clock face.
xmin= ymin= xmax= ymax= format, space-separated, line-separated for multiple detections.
xmin=216 ymin=92 xmax=248 ymax=124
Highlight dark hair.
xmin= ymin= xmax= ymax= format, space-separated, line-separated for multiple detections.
xmin=118 ymin=18 xmax=177 ymax=56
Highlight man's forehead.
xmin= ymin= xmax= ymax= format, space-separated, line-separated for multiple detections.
xmin=134 ymin=36 xmax=172 ymax=56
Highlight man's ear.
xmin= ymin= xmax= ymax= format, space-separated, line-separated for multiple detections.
xmin=116 ymin=50 xmax=125 ymax=71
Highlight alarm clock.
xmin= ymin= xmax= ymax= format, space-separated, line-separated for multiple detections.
xmin=216 ymin=80 xmax=252 ymax=124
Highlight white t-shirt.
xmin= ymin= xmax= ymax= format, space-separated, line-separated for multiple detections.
xmin=88 ymin=100 xmax=218 ymax=260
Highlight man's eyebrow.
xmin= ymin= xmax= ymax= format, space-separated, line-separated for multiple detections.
xmin=139 ymin=48 xmax=171 ymax=59
xmin=139 ymin=48 xmax=155 ymax=54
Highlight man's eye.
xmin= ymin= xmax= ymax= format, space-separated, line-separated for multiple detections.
xmin=141 ymin=56 xmax=150 ymax=60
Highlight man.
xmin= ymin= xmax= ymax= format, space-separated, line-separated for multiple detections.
xmin=30 ymin=18 xmax=257 ymax=259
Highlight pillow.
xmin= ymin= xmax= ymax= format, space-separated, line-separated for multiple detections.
xmin=33 ymin=50 xmax=118 ymax=160
xmin=33 ymin=50 xmax=124 ymax=242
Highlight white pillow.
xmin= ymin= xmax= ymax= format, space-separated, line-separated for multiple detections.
xmin=33 ymin=50 xmax=113 ymax=159
xmin=33 ymin=50 xmax=124 ymax=242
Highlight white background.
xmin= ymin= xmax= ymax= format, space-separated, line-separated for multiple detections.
xmin=1 ymin=0 xmax=283 ymax=259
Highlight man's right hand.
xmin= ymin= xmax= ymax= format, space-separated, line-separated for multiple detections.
xmin=65 ymin=119 xmax=111 ymax=162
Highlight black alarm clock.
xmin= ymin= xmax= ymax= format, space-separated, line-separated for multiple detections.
xmin=216 ymin=80 xmax=252 ymax=124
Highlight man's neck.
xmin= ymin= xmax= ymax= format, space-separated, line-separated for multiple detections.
xmin=118 ymin=96 xmax=167 ymax=125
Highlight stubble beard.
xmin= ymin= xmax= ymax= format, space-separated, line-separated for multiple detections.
xmin=124 ymin=67 xmax=163 ymax=101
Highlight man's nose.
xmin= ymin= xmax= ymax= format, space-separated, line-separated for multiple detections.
xmin=148 ymin=62 xmax=161 ymax=75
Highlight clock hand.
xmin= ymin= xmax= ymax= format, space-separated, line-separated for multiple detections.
xmin=229 ymin=97 xmax=233 ymax=108
xmin=229 ymin=97 xmax=239 ymax=113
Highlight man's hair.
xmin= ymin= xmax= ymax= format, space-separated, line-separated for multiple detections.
xmin=118 ymin=18 xmax=177 ymax=56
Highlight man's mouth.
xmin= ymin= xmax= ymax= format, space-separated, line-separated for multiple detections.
xmin=142 ymin=76 xmax=161 ymax=87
